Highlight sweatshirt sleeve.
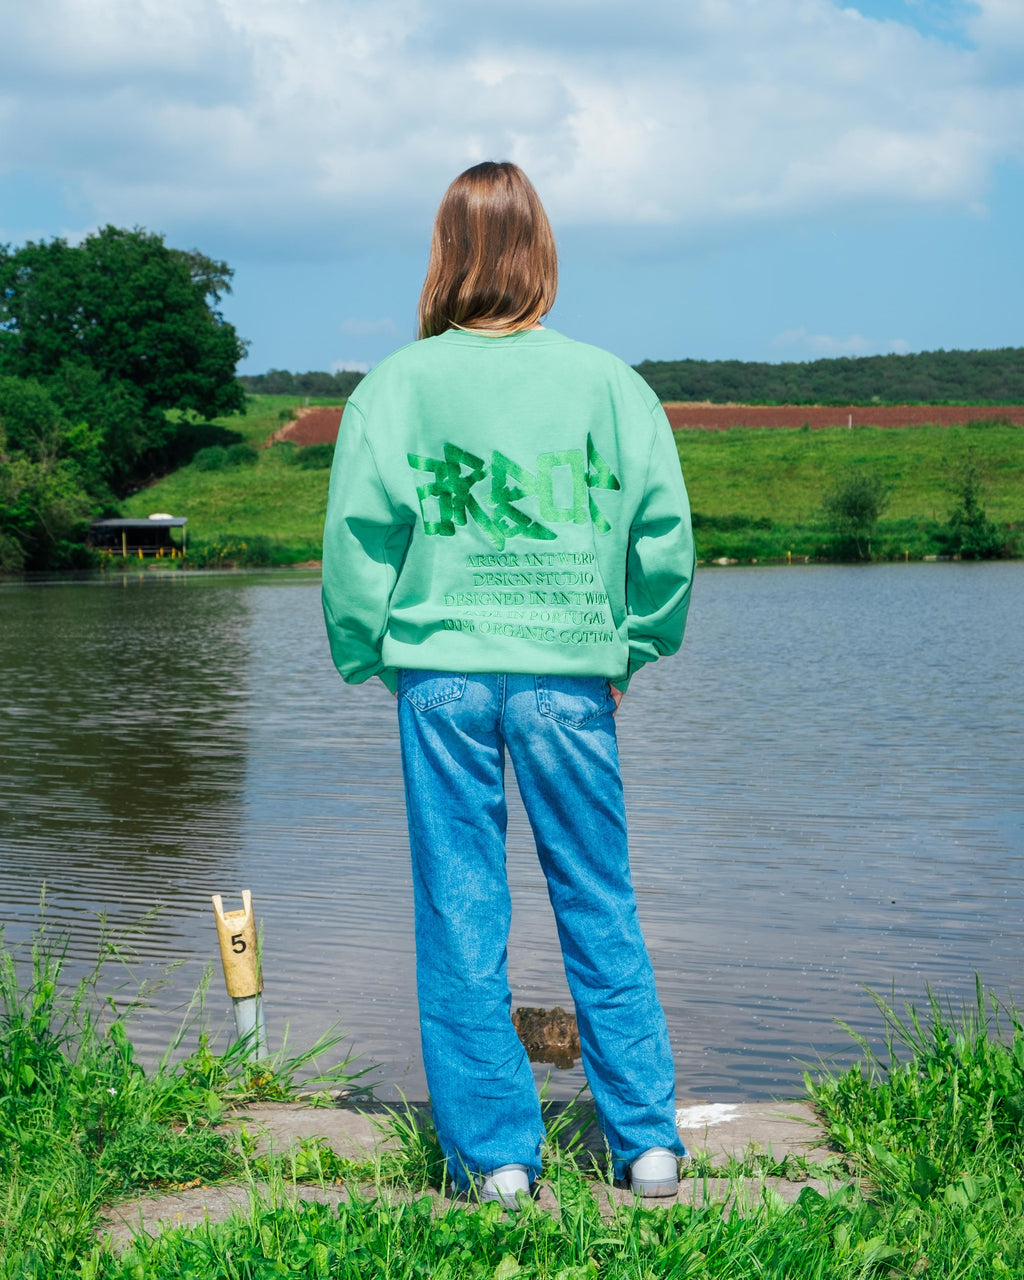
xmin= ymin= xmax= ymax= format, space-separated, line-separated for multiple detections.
xmin=321 ymin=402 xmax=412 ymax=692
xmin=621 ymin=405 xmax=695 ymax=690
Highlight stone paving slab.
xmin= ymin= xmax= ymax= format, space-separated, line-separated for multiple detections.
xmin=102 ymin=1182 xmax=370 ymax=1249
xmin=102 ymin=1173 xmax=844 ymax=1250
xmin=224 ymin=1098 xmax=834 ymax=1168
xmin=99 ymin=1098 xmax=848 ymax=1249
xmin=229 ymin=1100 xmax=399 ymax=1159
xmin=675 ymin=1101 xmax=835 ymax=1166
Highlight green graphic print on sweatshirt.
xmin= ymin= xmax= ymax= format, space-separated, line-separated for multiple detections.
xmin=321 ymin=327 xmax=695 ymax=694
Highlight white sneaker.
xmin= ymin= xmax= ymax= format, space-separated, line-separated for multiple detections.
xmin=629 ymin=1147 xmax=679 ymax=1197
xmin=478 ymin=1164 xmax=532 ymax=1209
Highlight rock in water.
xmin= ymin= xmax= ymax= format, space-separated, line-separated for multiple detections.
xmin=512 ymin=1006 xmax=581 ymax=1069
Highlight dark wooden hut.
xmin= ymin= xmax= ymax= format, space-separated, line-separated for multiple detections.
xmin=89 ymin=516 xmax=188 ymax=558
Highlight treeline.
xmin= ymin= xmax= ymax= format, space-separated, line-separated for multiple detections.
xmin=633 ymin=347 xmax=1024 ymax=404
xmin=243 ymin=346 xmax=1024 ymax=407
xmin=238 ymin=369 xmax=364 ymax=398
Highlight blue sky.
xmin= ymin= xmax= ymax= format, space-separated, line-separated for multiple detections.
xmin=1 ymin=0 xmax=1020 ymax=373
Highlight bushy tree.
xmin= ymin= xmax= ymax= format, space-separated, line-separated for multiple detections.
xmin=0 ymin=376 xmax=108 ymax=570
xmin=942 ymin=449 xmax=1004 ymax=560
xmin=0 ymin=424 xmax=94 ymax=572
xmin=0 ymin=375 xmax=105 ymax=486
xmin=822 ymin=472 xmax=890 ymax=560
xmin=0 ymin=227 xmax=247 ymax=489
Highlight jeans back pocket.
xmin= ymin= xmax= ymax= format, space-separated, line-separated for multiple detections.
xmin=534 ymin=675 xmax=612 ymax=729
xmin=399 ymin=670 xmax=468 ymax=711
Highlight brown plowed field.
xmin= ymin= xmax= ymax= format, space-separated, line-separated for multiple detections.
xmin=662 ymin=403 xmax=1024 ymax=431
xmin=271 ymin=402 xmax=1024 ymax=446
xmin=270 ymin=406 xmax=344 ymax=446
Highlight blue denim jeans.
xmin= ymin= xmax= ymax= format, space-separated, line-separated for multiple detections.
xmin=397 ymin=670 xmax=685 ymax=1188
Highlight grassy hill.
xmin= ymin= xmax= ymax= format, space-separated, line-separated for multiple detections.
xmin=121 ymin=398 xmax=1023 ymax=566
xmin=121 ymin=396 xmax=337 ymax=564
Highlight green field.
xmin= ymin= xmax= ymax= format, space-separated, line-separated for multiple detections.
xmin=676 ymin=419 xmax=1023 ymax=522
xmin=675 ymin=417 xmax=1023 ymax=561
xmin=121 ymin=399 xmax=1023 ymax=566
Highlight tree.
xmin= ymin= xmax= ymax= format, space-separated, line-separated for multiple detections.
xmin=0 ymin=226 xmax=247 ymax=489
xmin=822 ymin=472 xmax=890 ymax=560
xmin=942 ymin=448 xmax=1003 ymax=560
xmin=0 ymin=439 xmax=94 ymax=571
xmin=0 ymin=374 xmax=104 ymax=483
xmin=0 ymin=377 xmax=100 ymax=570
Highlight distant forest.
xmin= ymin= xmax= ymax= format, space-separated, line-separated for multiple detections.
xmin=633 ymin=346 xmax=1024 ymax=404
xmin=237 ymin=368 xmax=365 ymax=397
xmin=238 ymin=346 xmax=1024 ymax=405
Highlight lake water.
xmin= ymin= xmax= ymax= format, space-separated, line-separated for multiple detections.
xmin=1 ymin=562 xmax=1021 ymax=1102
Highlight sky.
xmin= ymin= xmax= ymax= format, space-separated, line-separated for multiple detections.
xmin=1 ymin=0 xmax=1021 ymax=374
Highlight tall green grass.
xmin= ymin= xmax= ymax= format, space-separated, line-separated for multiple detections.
xmin=689 ymin=515 xmax=961 ymax=564
xmin=7 ymin=914 xmax=1024 ymax=1278
xmin=98 ymin=1178 xmax=881 ymax=1280
xmin=119 ymin=398 xmax=339 ymax=564
xmin=0 ymin=918 xmax=367 ymax=1278
xmin=95 ymin=983 xmax=1024 ymax=1280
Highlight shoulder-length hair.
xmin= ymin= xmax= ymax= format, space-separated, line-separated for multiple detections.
xmin=418 ymin=162 xmax=558 ymax=339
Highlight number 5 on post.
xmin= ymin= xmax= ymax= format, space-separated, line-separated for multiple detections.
xmin=211 ymin=889 xmax=268 ymax=1059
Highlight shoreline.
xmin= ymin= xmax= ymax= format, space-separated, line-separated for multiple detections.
xmin=6 ymin=553 xmax=1023 ymax=586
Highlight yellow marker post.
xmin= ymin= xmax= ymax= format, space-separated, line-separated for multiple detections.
xmin=211 ymin=890 xmax=268 ymax=1059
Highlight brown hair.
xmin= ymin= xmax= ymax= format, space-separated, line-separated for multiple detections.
xmin=417 ymin=162 xmax=558 ymax=339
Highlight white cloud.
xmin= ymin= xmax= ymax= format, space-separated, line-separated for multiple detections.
xmin=330 ymin=359 xmax=371 ymax=373
xmin=771 ymin=328 xmax=912 ymax=357
xmin=0 ymin=0 xmax=1020 ymax=255
xmin=966 ymin=0 xmax=1024 ymax=86
xmin=968 ymin=0 xmax=1024 ymax=49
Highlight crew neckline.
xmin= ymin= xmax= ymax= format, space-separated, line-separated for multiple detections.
xmin=436 ymin=327 xmax=569 ymax=348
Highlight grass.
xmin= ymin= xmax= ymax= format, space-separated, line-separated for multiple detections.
xmin=119 ymin=397 xmax=340 ymax=564
xmin=122 ymin=443 xmax=332 ymax=556
xmin=687 ymin=515 xmax=959 ymax=565
xmin=805 ymin=981 xmax=1024 ymax=1277
xmin=6 ymin=913 xmax=1024 ymax=1278
xmin=119 ymin=401 xmax=1023 ymax=568
xmin=0 ymin=915 xmax=369 ymax=1279
xmin=98 ymin=1181 xmax=880 ymax=1280
xmin=677 ymin=418 xmax=1023 ymax=563
xmin=676 ymin=419 xmax=1024 ymax=524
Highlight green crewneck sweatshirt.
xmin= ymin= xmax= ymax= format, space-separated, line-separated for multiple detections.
xmin=322 ymin=328 xmax=694 ymax=694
